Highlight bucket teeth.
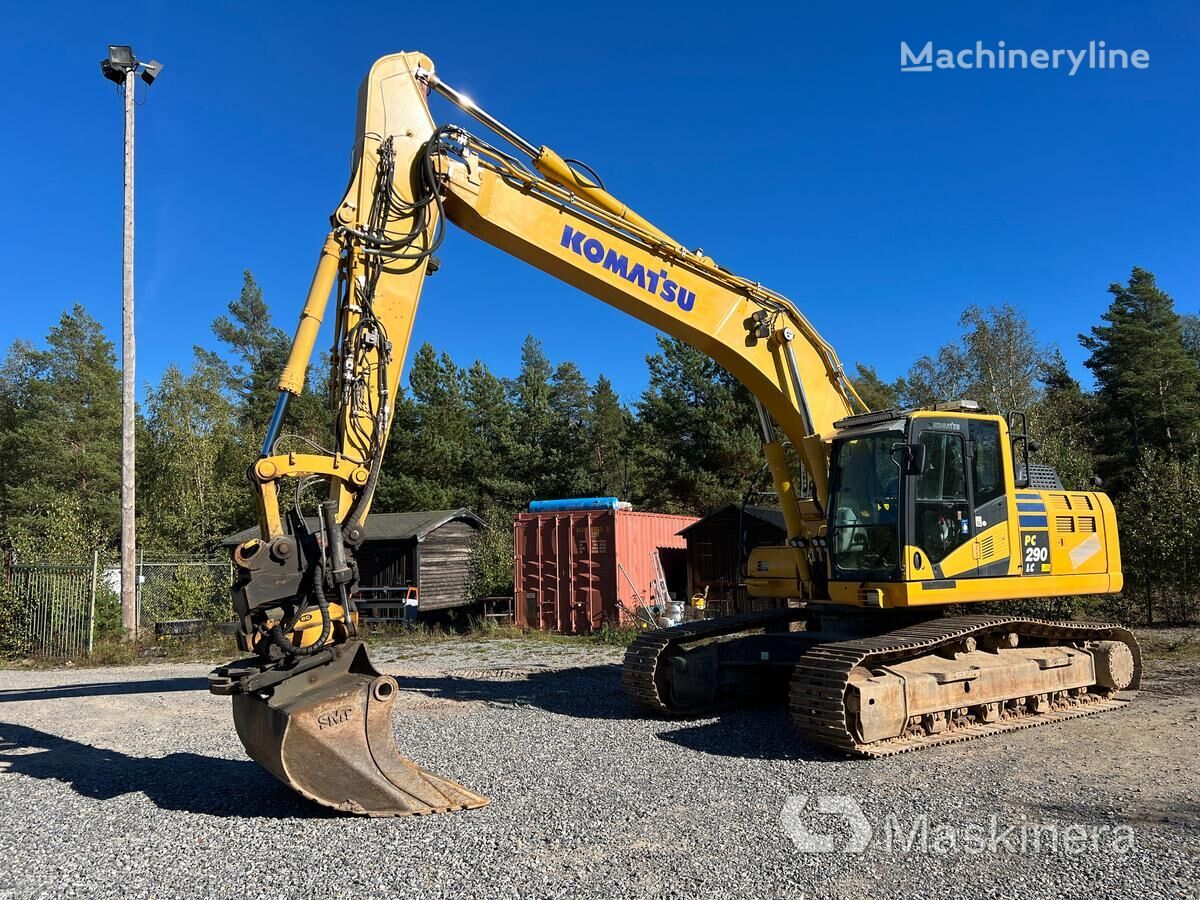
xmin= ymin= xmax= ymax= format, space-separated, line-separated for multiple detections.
xmin=227 ymin=642 xmax=488 ymax=816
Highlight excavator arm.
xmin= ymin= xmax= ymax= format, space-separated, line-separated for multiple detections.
xmin=209 ymin=50 xmax=866 ymax=816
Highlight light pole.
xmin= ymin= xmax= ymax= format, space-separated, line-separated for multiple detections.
xmin=100 ymin=46 xmax=162 ymax=641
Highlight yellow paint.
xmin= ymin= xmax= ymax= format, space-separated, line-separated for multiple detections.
xmin=294 ymin=602 xmax=357 ymax=648
xmin=827 ymin=571 xmax=1118 ymax=607
xmin=903 ymin=545 xmax=934 ymax=581
xmin=277 ymin=233 xmax=342 ymax=395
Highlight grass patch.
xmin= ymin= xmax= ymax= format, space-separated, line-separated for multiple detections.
xmin=586 ymin=621 xmax=641 ymax=646
xmin=1136 ymin=627 xmax=1200 ymax=661
xmin=2 ymin=615 xmax=643 ymax=670
xmin=362 ymin=617 xmax=639 ymax=650
xmin=2 ymin=629 xmax=241 ymax=670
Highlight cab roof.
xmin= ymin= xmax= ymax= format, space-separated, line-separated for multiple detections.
xmin=831 ymin=400 xmax=997 ymax=438
xmin=835 ymin=400 xmax=984 ymax=434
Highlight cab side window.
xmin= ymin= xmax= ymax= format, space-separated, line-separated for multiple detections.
xmin=970 ymin=420 xmax=1004 ymax=508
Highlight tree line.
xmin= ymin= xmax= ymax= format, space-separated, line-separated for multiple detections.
xmin=0 ymin=266 xmax=1195 ymax=623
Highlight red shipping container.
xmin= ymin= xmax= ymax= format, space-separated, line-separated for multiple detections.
xmin=513 ymin=510 xmax=699 ymax=634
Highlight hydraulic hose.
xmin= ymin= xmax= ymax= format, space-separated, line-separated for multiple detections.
xmin=268 ymin=565 xmax=333 ymax=658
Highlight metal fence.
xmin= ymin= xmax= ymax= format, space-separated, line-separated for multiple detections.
xmin=135 ymin=556 xmax=232 ymax=628
xmin=5 ymin=555 xmax=98 ymax=659
xmin=2 ymin=554 xmax=233 ymax=659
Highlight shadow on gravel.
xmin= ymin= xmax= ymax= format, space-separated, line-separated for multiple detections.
xmin=0 ymin=722 xmax=327 ymax=818
xmin=396 ymin=664 xmax=632 ymax=719
xmin=0 ymin=677 xmax=209 ymax=703
xmin=397 ymin=665 xmax=836 ymax=761
xmin=1031 ymin=796 xmax=1200 ymax=832
xmin=655 ymin=708 xmax=841 ymax=762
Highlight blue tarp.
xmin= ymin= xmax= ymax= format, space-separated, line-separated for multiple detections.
xmin=528 ymin=497 xmax=620 ymax=512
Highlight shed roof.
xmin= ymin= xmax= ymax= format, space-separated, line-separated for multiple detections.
xmin=676 ymin=503 xmax=787 ymax=537
xmin=221 ymin=508 xmax=483 ymax=548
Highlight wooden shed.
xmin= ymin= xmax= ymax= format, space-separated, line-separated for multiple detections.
xmin=677 ymin=504 xmax=787 ymax=616
xmin=222 ymin=508 xmax=484 ymax=612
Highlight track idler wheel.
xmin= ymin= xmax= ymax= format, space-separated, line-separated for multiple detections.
xmin=1091 ymin=640 xmax=1136 ymax=692
xmin=229 ymin=641 xmax=488 ymax=816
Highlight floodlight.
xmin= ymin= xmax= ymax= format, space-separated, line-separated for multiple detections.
xmin=101 ymin=44 xmax=136 ymax=85
xmin=108 ymin=45 xmax=135 ymax=68
xmin=140 ymin=59 xmax=163 ymax=85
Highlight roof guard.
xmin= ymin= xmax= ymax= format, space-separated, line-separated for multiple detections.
xmin=833 ymin=408 xmax=905 ymax=430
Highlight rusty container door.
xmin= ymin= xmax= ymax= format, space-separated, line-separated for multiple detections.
xmin=515 ymin=512 xmax=557 ymax=631
xmin=514 ymin=511 xmax=617 ymax=635
xmin=575 ymin=511 xmax=615 ymax=632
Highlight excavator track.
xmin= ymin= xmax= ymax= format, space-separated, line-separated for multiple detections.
xmin=624 ymin=612 xmax=1141 ymax=758
xmin=789 ymin=615 xmax=1141 ymax=757
xmin=622 ymin=608 xmax=810 ymax=714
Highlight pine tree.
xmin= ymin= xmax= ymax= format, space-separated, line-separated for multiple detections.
xmin=373 ymin=385 xmax=425 ymax=512
xmin=851 ymin=363 xmax=900 ymax=410
xmin=587 ymin=375 xmax=634 ymax=497
xmin=513 ymin=335 xmax=553 ymax=496
xmin=194 ymin=271 xmax=327 ymax=443
xmin=463 ymin=360 xmax=527 ymax=510
xmin=1179 ymin=313 xmax=1200 ymax=366
xmin=0 ymin=306 xmax=121 ymax=554
xmin=634 ymin=336 xmax=761 ymax=514
xmin=378 ymin=344 xmax=471 ymax=510
xmin=545 ymin=361 xmax=592 ymax=497
xmin=1080 ymin=267 xmax=1200 ymax=483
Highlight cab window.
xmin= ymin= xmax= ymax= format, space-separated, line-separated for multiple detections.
xmin=914 ymin=431 xmax=971 ymax=564
xmin=828 ymin=434 xmax=901 ymax=576
xmin=970 ymin=420 xmax=1004 ymax=508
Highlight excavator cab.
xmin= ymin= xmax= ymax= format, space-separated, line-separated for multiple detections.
xmin=828 ymin=426 xmax=905 ymax=575
xmin=827 ymin=405 xmax=983 ymax=581
xmin=821 ymin=401 xmax=1120 ymax=606
xmin=829 ymin=401 xmax=1014 ymax=583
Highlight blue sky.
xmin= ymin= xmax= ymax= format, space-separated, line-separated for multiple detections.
xmin=3 ymin=2 xmax=1196 ymax=403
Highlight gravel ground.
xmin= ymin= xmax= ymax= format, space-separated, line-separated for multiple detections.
xmin=0 ymin=634 xmax=1197 ymax=900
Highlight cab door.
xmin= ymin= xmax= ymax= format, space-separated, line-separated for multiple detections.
xmin=906 ymin=417 xmax=1010 ymax=580
xmin=965 ymin=418 xmax=1011 ymax=576
xmin=908 ymin=421 xmax=975 ymax=579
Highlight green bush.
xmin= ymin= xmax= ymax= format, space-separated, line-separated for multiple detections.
xmin=92 ymin=587 xmax=123 ymax=640
xmin=0 ymin=578 xmax=29 ymax=658
xmin=468 ymin=510 xmax=515 ymax=599
xmin=149 ymin=565 xmax=228 ymax=623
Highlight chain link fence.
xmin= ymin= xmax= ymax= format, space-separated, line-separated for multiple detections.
xmin=134 ymin=556 xmax=232 ymax=629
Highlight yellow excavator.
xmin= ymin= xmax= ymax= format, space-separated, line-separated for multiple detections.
xmin=209 ymin=51 xmax=1140 ymax=816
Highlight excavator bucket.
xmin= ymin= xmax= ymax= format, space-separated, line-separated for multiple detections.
xmin=216 ymin=642 xmax=488 ymax=816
